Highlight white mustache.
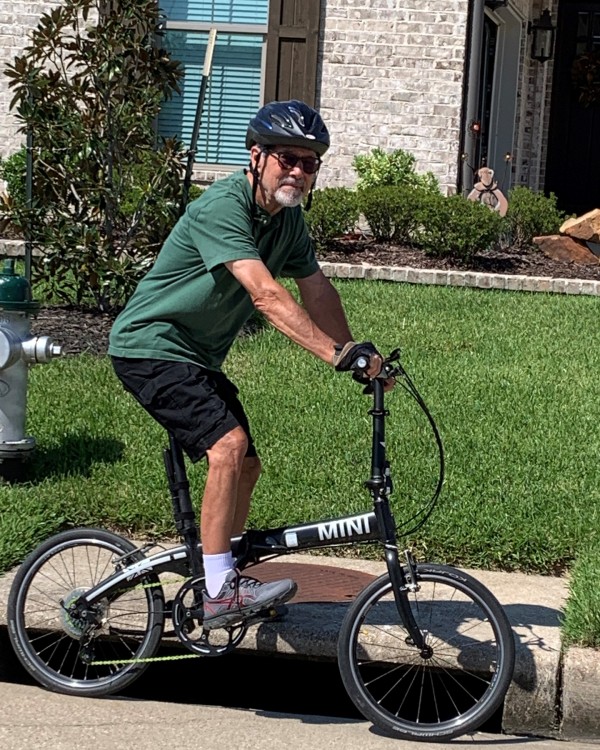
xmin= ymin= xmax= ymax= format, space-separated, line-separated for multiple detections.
xmin=279 ymin=178 xmax=304 ymax=188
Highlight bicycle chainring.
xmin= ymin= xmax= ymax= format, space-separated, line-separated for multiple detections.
xmin=171 ymin=578 xmax=248 ymax=656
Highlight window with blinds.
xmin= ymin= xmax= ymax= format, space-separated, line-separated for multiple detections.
xmin=157 ymin=1 xmax=268 ymax=165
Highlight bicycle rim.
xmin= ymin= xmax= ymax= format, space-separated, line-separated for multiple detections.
xmin=8 ymin=528 xmax=165 ymax=697
xmin=337 ymin=564 xmax=515 ymax=741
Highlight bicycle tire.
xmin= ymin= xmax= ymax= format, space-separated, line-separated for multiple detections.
xmin=337 ymin=563 xmax=515 ymax=741
xmin=7 ymin=527 xmax=165 ymax=697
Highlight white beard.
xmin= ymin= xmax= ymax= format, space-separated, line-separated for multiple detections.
xmin=274 ymin=184 xmax=304 ymax=208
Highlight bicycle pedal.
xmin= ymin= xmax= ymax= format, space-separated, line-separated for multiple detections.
xmin=245 ymin=604 xmax=288 ymax=626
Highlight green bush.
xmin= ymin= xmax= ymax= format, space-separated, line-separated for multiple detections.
xmin=304 ymin=187 xmax=359 ymax=250
xmin=417 ymin=194 xmax=504 ymax=261
xmin=357 ymin=185 xmax=429 ymax=243
xmin=187 ymin=184 xmax=205 ymax=202
xmin=0 ymin=147 xmax=28 ymax=208
xmin=505 ymin=187 xmax=570 ymax=248
xmin=352 ymin=147 xmax=440 ymax=193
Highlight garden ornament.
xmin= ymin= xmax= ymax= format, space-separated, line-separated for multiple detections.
xmin=467 ymin=167 xmax=508 ymax=216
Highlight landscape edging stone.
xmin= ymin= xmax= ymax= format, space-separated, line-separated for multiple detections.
xmin=319 ymin=261 xmax=600 ymax=296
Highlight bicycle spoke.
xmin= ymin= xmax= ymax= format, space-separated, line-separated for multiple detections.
xmin=338 ymin=565 xmax=515 ymax=740
xmin=9 ymin=530 xmax=165 ymax=696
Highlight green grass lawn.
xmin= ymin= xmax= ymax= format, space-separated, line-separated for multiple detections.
xmin=1 ymin=279 xmax=599 ymax=645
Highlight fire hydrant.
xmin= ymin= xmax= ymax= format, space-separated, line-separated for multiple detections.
xmin=0 ymin=258 xmax=62 ymax=480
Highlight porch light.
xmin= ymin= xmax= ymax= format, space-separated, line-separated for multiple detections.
xmin=529 ymin=9 xmax=556 ymax=63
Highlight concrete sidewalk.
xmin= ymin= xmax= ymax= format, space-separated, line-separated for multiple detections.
xmin=3 ymin=681 xmax=600 ymax=750
xmin=0 ymin=551 xmax=599 ymax=741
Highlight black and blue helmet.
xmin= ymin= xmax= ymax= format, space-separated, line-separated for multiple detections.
xmin=246 ymin=100 xmax=330 ymax=156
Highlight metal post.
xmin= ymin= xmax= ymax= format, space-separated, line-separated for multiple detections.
xmin=179 ymin=27 xmax=217 ymax=216
xmin=24 ymin=120 xmax=33 ymax=287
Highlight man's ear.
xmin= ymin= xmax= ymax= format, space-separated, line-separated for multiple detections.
xmin=250 ymin=145 xmax=263 ymax=166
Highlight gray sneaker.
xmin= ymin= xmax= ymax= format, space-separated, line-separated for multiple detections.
xmin=202 ymin=569 xmax=297 ymax=630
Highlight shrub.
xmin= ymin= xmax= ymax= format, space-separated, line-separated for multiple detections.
xmin=504 ymin=187 xmax=570 ymax=248
xmin=187 ymin=185 xmax=205 ymax=203
xmin=417 ymin=193 xmax=504 ymax=261
xmin=352 ymin=147 xmax=440 ymax=193
xmin=304 ymin=187 xmax=359 ymax=250
xmin=0 ymin=147 xmax=28 ymax=207
xmin=3 ymin=0 xmax=186 ymax=312
xmin=357 ymin=185 xmax=429 ymax=243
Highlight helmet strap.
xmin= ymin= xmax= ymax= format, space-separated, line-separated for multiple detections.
xmin=304 ymin=173 xmax=320 ymax=212
xmin=250 ymin=148 xmax=265 ymax=216
xmin=304 ymin=186 xmax=314 ymax=212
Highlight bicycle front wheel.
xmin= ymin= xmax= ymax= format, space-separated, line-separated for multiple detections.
xmin=7 ymin=528 xmax=165 ymax=697
xmin=338 ymin=563 xmax=515 ymax=741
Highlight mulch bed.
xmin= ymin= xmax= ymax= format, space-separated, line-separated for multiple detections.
xmin=317 ymin=238 xmax=600 ymax=282
xmin=29 ymin=239 xmax=600 ymax=357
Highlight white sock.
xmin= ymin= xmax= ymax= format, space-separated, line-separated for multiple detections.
xmin=203 ymin=552 xmax=234 ymax=598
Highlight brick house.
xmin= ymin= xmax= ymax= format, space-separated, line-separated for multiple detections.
xmin=1 ymin=0 xmax=598 ymax=215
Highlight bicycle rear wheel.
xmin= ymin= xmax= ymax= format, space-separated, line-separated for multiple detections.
xmin=337 ymin=563 xmax=515 ymax=741
xmin=7 ymin=528 xmax=165 ymax=697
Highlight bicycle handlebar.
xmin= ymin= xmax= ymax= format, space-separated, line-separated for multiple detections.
xmin=351 ymin=348 xmax=402 ymax=384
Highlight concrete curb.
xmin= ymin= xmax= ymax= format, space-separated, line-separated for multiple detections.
xmin=319 ymin=260 xmax=600 ymax=296
xmin=562 ymin=647 xmax=600 ymax=740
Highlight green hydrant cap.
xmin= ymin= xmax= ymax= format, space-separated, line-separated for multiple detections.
xmin=0 ymin=259 xmax=40 ymax=311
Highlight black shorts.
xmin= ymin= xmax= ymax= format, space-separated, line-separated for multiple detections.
xmin=111 ymin=357 xmax=257 ymax=462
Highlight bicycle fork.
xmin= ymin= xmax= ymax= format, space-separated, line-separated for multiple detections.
xmin=373 ymin=494 xmax=428 ymax=654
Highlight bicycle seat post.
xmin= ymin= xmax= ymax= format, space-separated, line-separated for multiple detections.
xmin=164 ymin=433 xmax=202 ymax=577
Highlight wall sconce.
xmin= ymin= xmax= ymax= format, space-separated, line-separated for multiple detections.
xmin=528 ymin=9 xmax=556 ymax=63
xmin=485 ymin=0 xmax=508 ymax=10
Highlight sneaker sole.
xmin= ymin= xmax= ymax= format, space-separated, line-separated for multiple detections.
xmin=202 ymin=582 xmax=297 ymax=631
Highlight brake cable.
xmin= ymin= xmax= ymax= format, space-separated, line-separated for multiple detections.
xmin=387 ymin=354 xmax=446 ymax=537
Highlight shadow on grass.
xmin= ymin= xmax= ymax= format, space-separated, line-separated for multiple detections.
xmin=3 ymin=434 xmax=124 ymax=485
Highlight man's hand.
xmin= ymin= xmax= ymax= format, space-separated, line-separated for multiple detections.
xmin=333 ymin=341 xmax=396 ymax=392
xmin=332 ymin=341 xmax=383 ymax=378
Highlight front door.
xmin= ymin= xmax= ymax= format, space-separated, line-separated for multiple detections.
xmin=545 ymin=1 xmax=600 ymax=215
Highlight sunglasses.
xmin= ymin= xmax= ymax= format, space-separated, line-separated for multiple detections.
xmin=268 ymin=150 xmax=322 ymax=175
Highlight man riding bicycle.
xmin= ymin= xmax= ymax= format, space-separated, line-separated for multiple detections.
xmin=109 ymin=99 xmax=390 ymax=629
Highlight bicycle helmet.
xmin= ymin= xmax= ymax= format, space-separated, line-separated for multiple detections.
xmin=246 ymin=100 xmax=330 ymax=156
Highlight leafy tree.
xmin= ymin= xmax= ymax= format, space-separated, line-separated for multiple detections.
xmin=4 ymin=0 xmax=186 ymax=311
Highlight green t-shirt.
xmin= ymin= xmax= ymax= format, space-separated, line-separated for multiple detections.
xmin=108 ymin=170 xmax=319 ymax=371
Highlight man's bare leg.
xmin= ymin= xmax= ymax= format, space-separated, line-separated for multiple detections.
xmin=201 ymin=426 xmax=248 ymax=555
xmin=231 ymin=456 xmax=261 ymax=536
xmin=200 ymin=427 xmax=296 ymax=627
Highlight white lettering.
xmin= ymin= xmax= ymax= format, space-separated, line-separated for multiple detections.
xmin=317 ymin=514 xmax=371 ymax=542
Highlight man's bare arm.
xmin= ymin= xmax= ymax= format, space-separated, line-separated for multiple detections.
xmin=295 ymin=269 xmax=353 ymax=344
xmin=225 ymin=258 xmax=337 ymax=365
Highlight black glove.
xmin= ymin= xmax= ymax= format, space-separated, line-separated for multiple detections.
xmin=332 ymin=341 xmax=380 ymax=373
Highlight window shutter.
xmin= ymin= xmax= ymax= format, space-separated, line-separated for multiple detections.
xmin=264 ymin=0 xmax=321 ymax=106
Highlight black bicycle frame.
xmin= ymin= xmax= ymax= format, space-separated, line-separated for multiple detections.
xmin=75 ymin=376 xmax=426 ymax=650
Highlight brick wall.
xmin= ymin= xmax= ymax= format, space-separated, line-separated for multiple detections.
xmin=1 ymin=0 xmax=550 ymax=198
xmin=0 ymin=0 xmax=59 ymax=161
xmin=316 ymin=0 xmax=470 ymax=194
